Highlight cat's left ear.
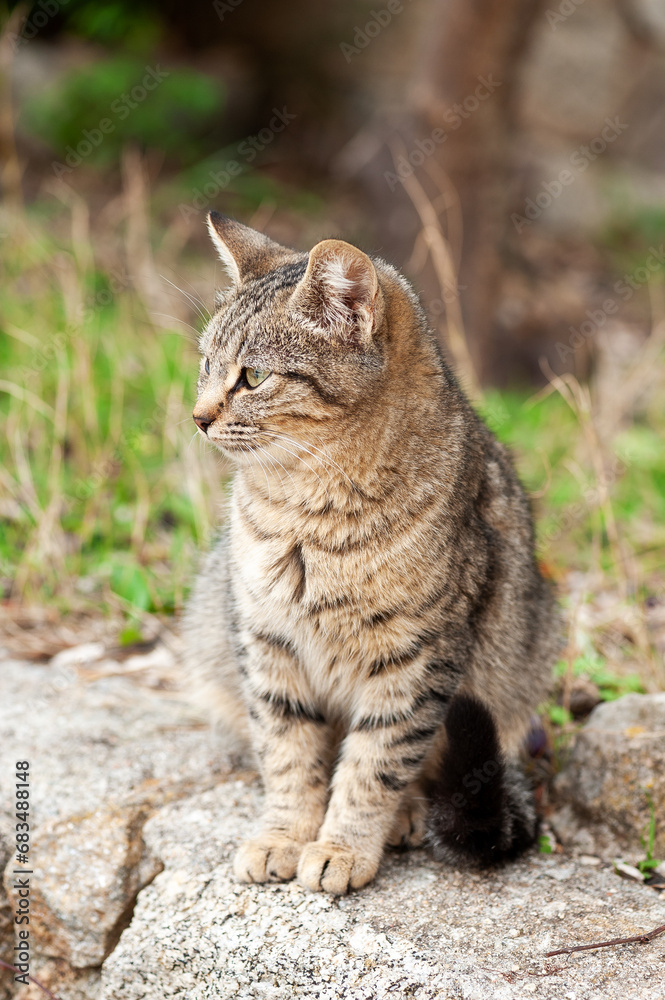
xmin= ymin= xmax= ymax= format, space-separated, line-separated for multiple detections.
xmin=207 ymin=211 xmax=290 ymax=284
xmin=292 ymin=239 xmax=384 ymax=345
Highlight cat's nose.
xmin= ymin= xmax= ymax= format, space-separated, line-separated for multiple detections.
xmin=193 ymin=411 xmax=215 ymax=434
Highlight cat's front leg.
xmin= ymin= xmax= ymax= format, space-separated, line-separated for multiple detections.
xmin=297 ymin=687 xmax=446 ymax=894
xmin=233 ymin=637 xmax=332 ymax=884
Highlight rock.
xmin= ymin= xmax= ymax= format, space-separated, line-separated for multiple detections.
xmin=552 ymin=693 xmax=665 ymax=858
xmin=0 ymin=821 xmax=12 ymax=1000
xmin=614 ymin=862 xmax=645 ymax=883
xmin=568 ymin=678 xmax=602 ymax=718
xmin=0 ymin=658 xmax=237 ymax=997
xmin=27 ymin=806 xmax=163 ymax=967
xmin=50 ymin=641 xmax=106 ymax=670
xmin=100 ymin=783 xmax=665 ymax=1000
xmin=7 ymin=962 xmax=101 ymax=1000
xmin=2 ymin=660 xmax=664 ymax=1000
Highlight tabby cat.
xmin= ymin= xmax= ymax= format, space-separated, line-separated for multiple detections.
xmin=182 ymin=212 xmax=558 ymax=894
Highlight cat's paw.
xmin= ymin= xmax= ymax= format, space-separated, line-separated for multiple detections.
xmin=233 ymin=832 xmax=304 ymax=884
xmin=386 ymin=794 xmax=428 ymax=849
xmin=297 ymin=841 xmax=379 ymax=894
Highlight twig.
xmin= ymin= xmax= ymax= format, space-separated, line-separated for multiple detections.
xmin=0 ymin=958 xmax=63 ymax=1000
xmin=388 ymin=138 xmax=482 ymax=401
xmin=546 ymin=922 xmax=665 ymax=957
xmin=538 ymin=358 xmax=629 ymax=592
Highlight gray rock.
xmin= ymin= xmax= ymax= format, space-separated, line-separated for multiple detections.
xmin=0 ymin=654 xmax=235 ymax=996
xmin=552 ymin=693 xmax=665 ymax=857
xmin=0 ymin=821 xmax=12 ymax=1000
xmin=28 ymin=805 xmax=163 ymax=967
xmin=2 ymin=658 xmax=664 ymax=1000
xmin=11 ymin=962 xmax=101 ymax=1000
xmin=101 ymin=781 xmax=665 ymax=1000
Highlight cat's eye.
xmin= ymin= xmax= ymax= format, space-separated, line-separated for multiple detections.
xmin=204 ymin=358 xmax=210 ymax=375
xmin=245 ymin=368 xmax=271 ymax=388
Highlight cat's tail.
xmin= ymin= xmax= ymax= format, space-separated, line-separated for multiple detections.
xmin=427 ymin=693 xmax=538 ymax=866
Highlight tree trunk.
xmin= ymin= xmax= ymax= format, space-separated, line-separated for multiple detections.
xmin=409 ymin=0 xmax=546 ymax=384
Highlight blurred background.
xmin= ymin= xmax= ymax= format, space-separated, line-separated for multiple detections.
xmin=1 ymin=0 xmax=664 ymax=709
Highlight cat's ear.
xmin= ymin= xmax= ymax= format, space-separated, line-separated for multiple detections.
xmin=292 ymin=239 xmax=384 ymax=345
xmin=207 ymin=211 xmax=289 ymax=284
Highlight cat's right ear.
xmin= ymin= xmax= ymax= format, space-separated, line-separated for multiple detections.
xmin=207 ymin=212 xmax=288 ymax=284
xmin=292 ymin=239 xmax=384 ymax=347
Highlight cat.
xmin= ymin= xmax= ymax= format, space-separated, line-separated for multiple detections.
xmin=181 ymin=211 xmax=559 ymax=894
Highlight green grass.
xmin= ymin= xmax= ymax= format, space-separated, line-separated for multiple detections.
xmin=0 ymin=213 xmax=222 ymax=618
xmin=1 ymin=201 xmax=664 ymax=679
xmin=554 ymin=655 xmax=645 ymax=702
xmin=637 ymin=794 xmax=662 ymax=876
xmin=481 ymin=385 xmax=665 ymax=582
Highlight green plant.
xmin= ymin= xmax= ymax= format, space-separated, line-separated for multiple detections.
xmin=547 ymin=704 xmax=573 ymax=727
xmin=21 ymin=57 xmax=224 ymax=167
xmin=68 ymin=0 xmax=163 ymax=51
xmin=554 ymin=654 xmax=646 ymax=702
xmin=637 ymin=793 xmax=662 ymax=876
xmin=538 ymin=833 xmax=554 ymax=854
xmin=601 ymin=203 xmax=665 ymax=275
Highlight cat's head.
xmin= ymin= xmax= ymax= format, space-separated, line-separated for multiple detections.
xmin=193 ymin=213 xmax=422 ymax=469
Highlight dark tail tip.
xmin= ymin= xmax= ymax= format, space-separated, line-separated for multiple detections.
xmin=427 ymin=694 xmax=538 ymax=867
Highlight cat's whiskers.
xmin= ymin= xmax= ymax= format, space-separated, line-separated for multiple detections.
xmin=257 ymin=445 xmax=305 ymax=506
xmin=160 ymin=274 xmax=211 ymax=325
xmin=162 ymin=273 xmax=212 ymax=321
xmin=261 ymin=431 xmax=349 ymax=492
xmin=152 ymin=312 xmax=203 ymax=338
xmin=268 ymin=431 xmax=359 ymax=492
xmin=250 ymin=447 xmax=272 ymax=506
xmin=175 ymin=271 xmax=214 ymax=317
xmin=263 ymin=439 xmax=332 ymax=506
xmin=254 ymin=444 xmax=290 ymax=500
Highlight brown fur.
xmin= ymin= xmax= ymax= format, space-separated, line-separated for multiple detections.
xmin=181 ymin=213 xmax=558 ymax=893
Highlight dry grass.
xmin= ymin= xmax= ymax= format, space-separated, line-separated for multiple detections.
xmin=393 ymin=154 xmax=665 ymax=694
xmin=0 ymin=152 xmax=225 ymax=628
xmin=0 ymin=136 xmax=663 ymax=697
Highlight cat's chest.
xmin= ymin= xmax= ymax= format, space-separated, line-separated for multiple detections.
xmin=233 ymin=524 xmax=362 ymax=615
xmin=229 ymin=498 xmax=397 ymax=645
xmin=228 ymin=495 xmax=441 ymax=711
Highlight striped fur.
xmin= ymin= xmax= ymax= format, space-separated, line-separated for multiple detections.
xmin=182 ymin=213 xmax=558 ymax=894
